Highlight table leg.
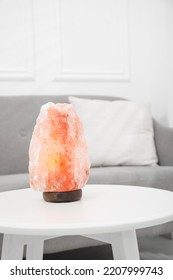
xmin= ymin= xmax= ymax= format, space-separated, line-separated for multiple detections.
xmin=112 ymin=230 xmax=140 ymax=260
xmin=86 ymin=230 xmax=140 ymax=260
xmin=25 ymin=238 xmax=44 ymax=260
xmin=1 ymin=234 xmax=25 ymax=260
xmin=1 ymin=234 xmax=52 ymax=260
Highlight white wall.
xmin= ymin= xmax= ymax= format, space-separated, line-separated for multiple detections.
xmin=0 ymin=0 xmax=173 ymax=126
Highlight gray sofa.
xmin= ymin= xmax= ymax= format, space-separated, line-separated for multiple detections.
xmin=1 ymin=95 xmax=173 ymax=258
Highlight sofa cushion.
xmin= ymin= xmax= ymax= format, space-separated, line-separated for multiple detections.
xmin=89 ymin=166 xmax=173 ymax=191
xmin=69 ymin=96 xmax=158 ymax=167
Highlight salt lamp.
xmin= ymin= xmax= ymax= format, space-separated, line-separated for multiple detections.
xmin=29 ymin=102 xmax=90 ymax=202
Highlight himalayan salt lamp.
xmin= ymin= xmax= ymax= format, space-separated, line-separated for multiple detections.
xmin=29 ymin=102 xmax=90 ymax=202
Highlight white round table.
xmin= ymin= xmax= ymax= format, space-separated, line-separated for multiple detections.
xmin=1 ymin=184 xmax=173 ymax=260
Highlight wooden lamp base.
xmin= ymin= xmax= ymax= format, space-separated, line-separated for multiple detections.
xmin=43 ymin=189 xmax=82 ymax=203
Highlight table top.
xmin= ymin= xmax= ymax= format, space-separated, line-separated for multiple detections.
xmin=0 ymin=184 xmax=173 ymax=236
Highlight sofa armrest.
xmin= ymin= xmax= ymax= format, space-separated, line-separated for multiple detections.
xmin=0 ymin=174 xmax=29 ymax=192
xmin=153 ymin=120 xmax=173 ymax=166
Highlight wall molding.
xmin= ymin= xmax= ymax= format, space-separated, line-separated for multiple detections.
xmin=53 ymin=0 xmax=130 ymax=82
xmin=0 ymin=0 xmax=35 ymax=81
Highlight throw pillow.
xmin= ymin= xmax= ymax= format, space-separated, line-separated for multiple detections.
xmin=69 ymin=96 xmax=158 ymax=167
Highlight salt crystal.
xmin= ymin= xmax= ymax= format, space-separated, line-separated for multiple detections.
xmin=29 ymin=103 xmax=90 ymax=193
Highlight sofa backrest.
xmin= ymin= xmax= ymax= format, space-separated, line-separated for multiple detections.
xmin=0 ymin=95 xmax=125 ymax=175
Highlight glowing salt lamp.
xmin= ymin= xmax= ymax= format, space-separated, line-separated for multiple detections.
xmin=29 ymin=102 xmax=90 ymax=202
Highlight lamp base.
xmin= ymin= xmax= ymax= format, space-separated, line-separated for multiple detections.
xmin=43 ymin=189 xmax=82 ymax=203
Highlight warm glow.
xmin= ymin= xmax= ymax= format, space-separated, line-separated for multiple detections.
xmin=29 ymin=102 xmax=90 ymax=193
